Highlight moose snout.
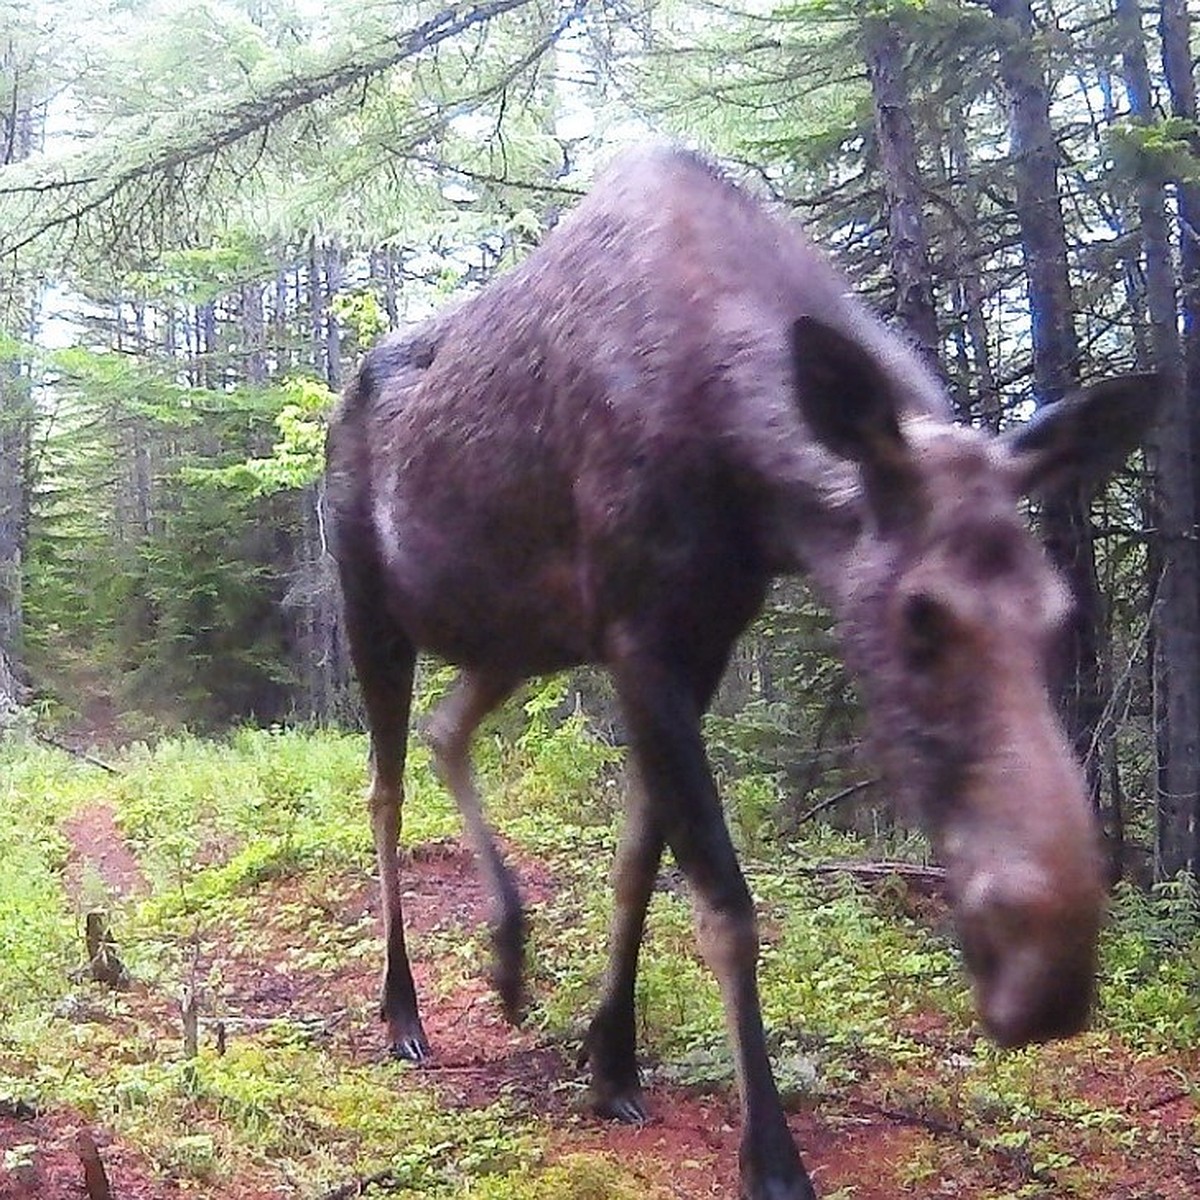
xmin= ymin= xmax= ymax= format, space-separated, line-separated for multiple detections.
xmin=954 ymin=861 xmax=1101 ymax=1048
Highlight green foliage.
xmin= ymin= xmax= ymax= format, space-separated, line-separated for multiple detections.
xmin=705 ymin=581 xmax=861 ymax=838
xmin=0 ymin=743 xmax=82 ymax=1021
xmin=0 ymin=730 xmax=659 ymax=1195
xmin=125 ymin=238 xmax=274 ymax=307
xmin=109 ymin=727 xmax=445 ymax=896
xmin=1106 ymin=118 xmax=1200 ymax=186
xmin=17 ymin=339 xmax=309 ymax=728
xmin=332 ymin=289 xmax=390 ymax=346
xmin=1100 ymin=875 xmax=1200 ymax=1049
xmin=200 ymin=375 xmax=335 ymax=497
xmin=121 ymin=487 xmax=295 ymax=725
xmin=470 ymin=1154 xmax=655 ymax=1199
xmin=1 ymin=730 xmax=1198 ymax=1196
xmin=500 ymin=677 xmax=622 ymax=819
xmin=726 ymin=772 xmax=786 ymax=854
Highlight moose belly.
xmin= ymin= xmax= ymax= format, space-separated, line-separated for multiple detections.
xmin=381 ymin=526 xmax=596 ymax=675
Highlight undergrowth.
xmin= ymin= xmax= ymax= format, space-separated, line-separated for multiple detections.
xmin=1 ymin=696 xmax=1198 ymax=1197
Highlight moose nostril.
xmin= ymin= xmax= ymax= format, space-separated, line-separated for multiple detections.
xmin=951 ymin=856 xmax=1101 ymax=1048
xmin=987 ymin=984 xmax=1093 ymax=1047
xmin=979 ymin=948 xmax=1096 ymax=1047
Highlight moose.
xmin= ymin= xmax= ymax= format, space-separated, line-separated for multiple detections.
xmin=325 ymin=145 xmax=1158 ymax=1200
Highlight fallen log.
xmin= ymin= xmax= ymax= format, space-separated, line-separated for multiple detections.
xmin=793 ymin=860 xmax=947 ymax=888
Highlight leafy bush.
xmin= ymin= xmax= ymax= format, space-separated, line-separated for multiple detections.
xmin=1100 ymin=874 xmax=1200 ymax=1049
xmin=0 ymin=744 xmax=90 ymax=1021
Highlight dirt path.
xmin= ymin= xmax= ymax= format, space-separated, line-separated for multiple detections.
xmin=62 ymin=803 xmax=147 ymax=904
xmin=2 ymin=806 xmax=1197 ymax=1199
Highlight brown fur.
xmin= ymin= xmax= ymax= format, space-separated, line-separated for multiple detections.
xmin=325 ymin=145 xmax=1158 ymax=1200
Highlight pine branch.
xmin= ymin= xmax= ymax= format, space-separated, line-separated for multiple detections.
xmin=0 ymin=0 xmax=549 ymax=258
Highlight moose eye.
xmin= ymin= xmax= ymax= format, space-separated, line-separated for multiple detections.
xmin=901 ymin=592 xmax=949 ymax=671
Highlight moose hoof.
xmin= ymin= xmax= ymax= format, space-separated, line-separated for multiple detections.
xmin=739 ymin=1164 xmax=818 ymax=1200
xmin=741 ymin=1181 xmax=818 ymax=1200
xmin=389 ymin=1034 xmax=430 ymax=1063
xmin=383 ymin=1010 xmax=430 ymax=1063
xmin=490 ymin=914 xmax=527 ymax=1025
xmin=591 ymin=1086 xmax=648 ymax=1126
xmin=579 ymin=1014 xmax=645 ymax=1124
xmin=739 ymin=1127 xmax=816 ymax=1200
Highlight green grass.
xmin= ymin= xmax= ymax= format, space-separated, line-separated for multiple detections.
xmin=1 ymin=713 xmax=1198 ymax=1197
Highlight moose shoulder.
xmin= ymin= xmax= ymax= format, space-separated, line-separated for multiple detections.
xmin=324 ymin=145 xmax=1159 ymax=1200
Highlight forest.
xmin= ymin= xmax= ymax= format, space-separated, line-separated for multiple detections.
xmin=1 ymin=0 xmax=1198 ymax=1197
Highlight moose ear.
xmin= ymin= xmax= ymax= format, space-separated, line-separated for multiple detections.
xmin=790 ymin=316 xmax=920 ymax=523
xmin=1001 ymin=374 xmax=1163 ymax=497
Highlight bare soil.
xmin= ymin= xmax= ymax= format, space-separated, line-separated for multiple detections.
xmin=62 ymin=804 xmax=147 ymax=904
xmin=2 ymin=805 xmax=1196 ymax=1199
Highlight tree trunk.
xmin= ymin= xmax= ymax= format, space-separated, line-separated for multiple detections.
xmin=945 ymin=81 xmax=1001 ymax=428
xmin=991 ymin=0 xmax=1104 ymax=797
xmin=200 ymin=301 xmax=218 ymax=389
xmin=862 ymin=16 xmax=940 ymax=368
xmin=0 ymin=359 xmax=30 ymax=697
xmin=1154 ymin=0 xmax=1200 ymax=875
xmin=377 ymin=248 xmax=400 ymax=328
xmin=0 ymin=46 xmax=38 ymax=698
xmin=242 ymin=281 xmax=267 ymax=385
xmin=324 ymin=241 xmax=343 ymax=389
xmin=288 ymin=483 xmax=350 ymax=723
xmin=309 ymin=237 xmax=326 ymax=380
xmin=1160 ymin=0 xmax=1200 ymax=452
xmin=272 ymin=267 xmax=291 ymax=374
xmin=2 ymin=40 xmax=39 ymax=167
xmin=128 ymin=301 xmax=152 ymax=541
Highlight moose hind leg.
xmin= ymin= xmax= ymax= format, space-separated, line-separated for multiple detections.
xmin=343 ymin=597 xmax=426 ymax=1060
xmin=612 ymin=651 xmax=816 ymax=1200
xmin=427 ymin=671 xmax=525 ymax=1021
xmin=582 ymin=768 xmax=662 ymax=1124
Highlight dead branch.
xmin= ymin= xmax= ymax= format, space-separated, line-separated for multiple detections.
xmin=35 ymin=732 xmax=121 ymax=775
xmin=793 ymin=777 xmax=880 ymax=825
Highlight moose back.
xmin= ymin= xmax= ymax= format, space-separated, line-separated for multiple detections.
xmin=324 ymin=145 xmax=1157 ymax=1200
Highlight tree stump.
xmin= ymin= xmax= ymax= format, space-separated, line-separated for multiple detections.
xmin=85 ymin=911 xmax=130 ymax=989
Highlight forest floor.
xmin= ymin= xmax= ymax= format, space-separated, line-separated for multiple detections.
xmin=1 ymin=792 xmax=1195 ymax=1200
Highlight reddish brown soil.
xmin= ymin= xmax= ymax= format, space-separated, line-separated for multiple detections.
xmin=0 ymin=1114 xmax=166 ymax=1200
xmin=4 ymin=806 xmax=1197 ymax=1200
xmin=62 ymin=803 xmax=147 ymax=904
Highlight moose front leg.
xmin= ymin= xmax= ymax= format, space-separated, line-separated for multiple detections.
xmin=612 ymin=652 xmax=816 ymax=1200
xmin=582 ymin=769 xmax=664 ymax=1123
